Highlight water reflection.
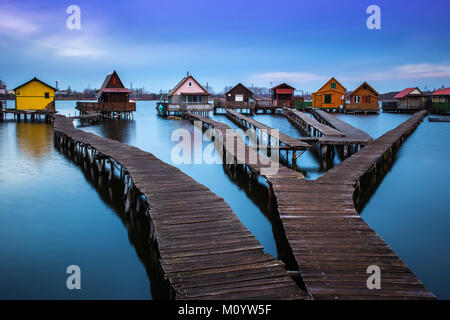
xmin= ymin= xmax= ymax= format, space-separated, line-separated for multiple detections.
xmin=16 ymin=122 xmax=53 ymax=160
xmin=55 ymin=139 xmax=170 ymax=300
xmin=77 ymin=118 xmax=137 ymax=144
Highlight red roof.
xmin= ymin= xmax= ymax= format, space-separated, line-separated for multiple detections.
xmin=101 ymin=88 xmax=131 ymax=93
xmin=394 ymin=87 xmax=421 ymax=99
xmin=433 ymin=88 xmax=450 ymax=96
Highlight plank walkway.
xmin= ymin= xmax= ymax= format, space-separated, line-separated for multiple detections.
xmin=284 ymin=108 xmax=344 ymax=137
xmin=52 ymin=115 xmax=307 ymax=300
xmin=226 ymin=109 xmax=310 ymax=150
xmin=309 ymin=109 xmax=373 ymax=145
xmin=187 ymin=110 xmax=435 ymax=299
xmin=185 ymin=112 xmax=305 ymax=180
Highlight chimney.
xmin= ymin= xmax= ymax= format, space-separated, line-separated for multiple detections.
xmin=187 ymin=71 xmax=190 ymax=77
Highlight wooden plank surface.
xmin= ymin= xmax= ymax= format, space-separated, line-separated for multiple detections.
xmin=187 ymin=110 xmax=435 ymax=300
xmin=52 ymin=115 xmax=306 ymax=300
xmin=226 ymin=109 xmax=310 ymax=149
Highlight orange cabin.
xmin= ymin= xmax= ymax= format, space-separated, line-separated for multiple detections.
xmin=345 ymin=82 xmax=379 ymax=111
xmin=312 ymin=77 xmax=346 ymax=109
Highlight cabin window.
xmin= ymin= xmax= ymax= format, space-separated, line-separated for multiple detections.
xmin=45 ymin=92 xmax=50 ymax=99
xmin=184 ymin=95 xmax=202 ymax=103
xmin=324 ymin=94 xmax=332 ymax=104
xmin=331 ymin=83 xmax=336 ymax=89
xmin=353 ymin=96 xmax=360 ymax=103
xmin=235 ymin=94 xmax=244 ymax=102
xmin=188 ymin=82 xmax=192 ymax=87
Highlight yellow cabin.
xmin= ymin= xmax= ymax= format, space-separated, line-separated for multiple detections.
xmin=14 ymin=77 xmax=56 ymax=111
xmin=312 ymin=77 xmax=346 ymax=109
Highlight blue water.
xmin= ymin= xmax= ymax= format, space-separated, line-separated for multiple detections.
xmin=336 ymin=112 xmax=450 ymax=299
xmin=1 ymin=100 xmax=449 ymax=299
xmin=0 ymin=112 xmax=152 ymax=299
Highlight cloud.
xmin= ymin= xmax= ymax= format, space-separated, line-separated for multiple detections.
xmin=0 ymin=9 xmax=39 ymax=35
xmin=250 ymin=72 xmax=328 ymax=84
xmin=251 ymin=62 xmax=450 ymax=87
xmin=343 ymin=63 xmax=450 ymax=81
xmin=39 ymin=35 xmax=105 ymax=57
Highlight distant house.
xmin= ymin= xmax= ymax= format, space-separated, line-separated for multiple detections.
xmin=167 ymin=75 xmax=210 ymax=106
xmin=226 ymin=83 xmax=253 ymax=102
xmin=393 ymin=87 xmax=426 ymax=110
xmin=14 ymin=77 xmax=56 ymax=110
xmin=345 ymin=82 xmax=379 ymax=113
xmin=312 ymin=77 xmax=346 ymax=109
xmin=432 ymin=87 xmax=450 ymax=112
xmin=76 ymin=70 xmax=135 ymax=115
xmin=271 ymin=83 xmax=295 ymax=108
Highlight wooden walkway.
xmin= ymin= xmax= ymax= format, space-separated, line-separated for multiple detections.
xmin=310 ymin=109 xmax=373 ymax=144
xmin=185 ymin=112 xmax=305 ymax=180
xmin=186 ymin=110 xmax=435 ymax=299
xmin=52 ymin=115 xmax=306 ymax=300
xmin=284 ymin=108 xmax=344 ymax=138
xmin=226 ymin=109 xmax=310 ymax=149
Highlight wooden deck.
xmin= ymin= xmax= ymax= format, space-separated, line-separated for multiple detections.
xmin=310 ymin=109 xmax=373 ymax=144
xmin=226 ymin=109 xmax=310 ymax=150
xmin=0 ymin=107 xmax=56 ymax=121
xmin=52 ymin=115 xmax=307 ymax=300
xmin=284 ymin=108 xmax=344 ymax=137
xmin=186 ymin=110 xmax=435 ymax=300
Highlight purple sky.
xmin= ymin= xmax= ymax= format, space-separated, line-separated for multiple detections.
xmin=1 ymin=0 xmax=449 ymax=93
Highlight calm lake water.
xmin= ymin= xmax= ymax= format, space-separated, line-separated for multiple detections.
xmin=0 ymin=100 xmax=449 ymax=299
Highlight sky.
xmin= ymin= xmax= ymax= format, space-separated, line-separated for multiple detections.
xmin=0 ymin=0 xmax=449 ymax=94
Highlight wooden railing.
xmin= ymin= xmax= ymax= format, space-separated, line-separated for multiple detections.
xmin=76 ymin=101 xmax=136 ymax=112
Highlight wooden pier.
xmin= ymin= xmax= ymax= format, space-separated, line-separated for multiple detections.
xmin=225 ymin=109 xmax=310 ymax=166
xmin=52 ymin=115 xmax=306 ymax=300
xmin=284 ymin=108 xmax=344 ymax=138
xmin=285 ymin=108 xmax=374 ymax=163
xmin=186 ymin=110 xmax=435 ymax=299
xmin=0 ymin=108 xmax=56 ymax=122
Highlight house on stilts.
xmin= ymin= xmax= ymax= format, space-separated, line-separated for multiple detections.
xmin=76 ymin=70 xmax=135 ymax=118
xmin=157 ymin=74 xmax=212 ymax=116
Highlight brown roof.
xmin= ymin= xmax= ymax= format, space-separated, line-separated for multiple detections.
xmin=271 ymin=83 xmax=295 ymax=90
xmin=97 ymin=70 xmax=128 ymax=98
xmin=350 ymin=81 xmax=379 ymax=96
xmin=315 ymin=77 xmax=346 ymax=93
xmin=226 ymin=83 xmax=253 ymax=95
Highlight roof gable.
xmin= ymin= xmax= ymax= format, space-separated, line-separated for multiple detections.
xmin=169 ymin=75 xmax=209 ymax=96
xmin=394 ymin=87 xmax=423 ymax=99
xmin=14 ymin=77 xmax=56 ymax=91
xmin=97 ymin=71 xmax=129 ymax=98
xmin=351 ymin=81 xmax=379 ymax=96
xmin=271 ymin=83 xmax=295 ymax=90
xmin=315 ymin=77 xmax=346 ymax=93
xmin=226 ymin=83 xmax=253 ymax=95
